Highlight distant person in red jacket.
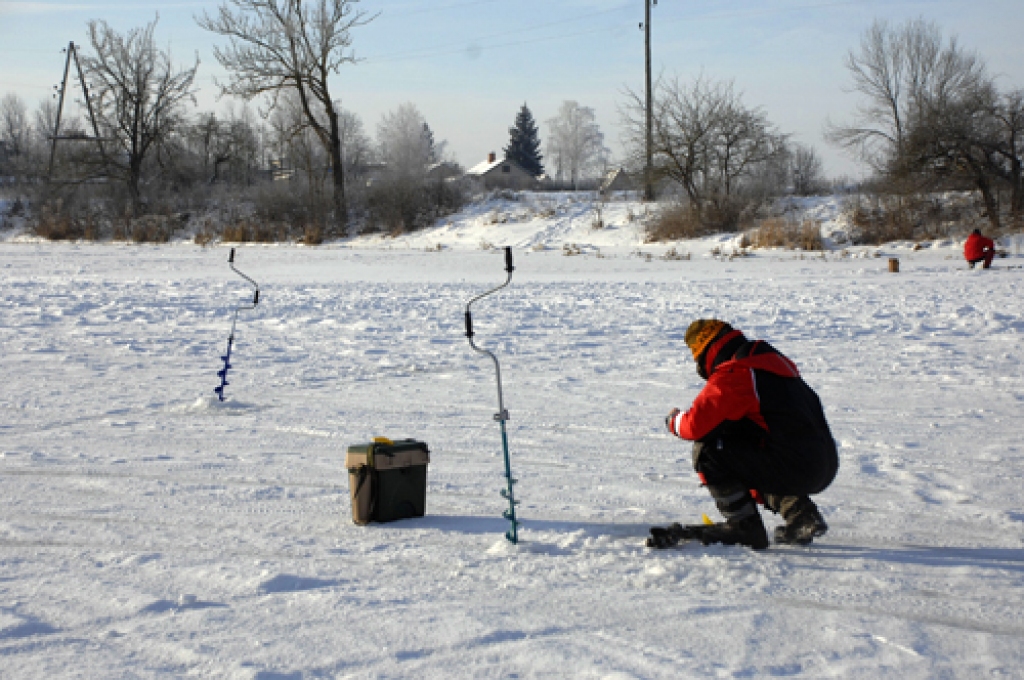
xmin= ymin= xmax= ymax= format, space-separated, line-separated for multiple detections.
xmin=652 ymin=320 xmax=839 ymax=550
xmin=964 ymin=229 xmax=995 ymax=269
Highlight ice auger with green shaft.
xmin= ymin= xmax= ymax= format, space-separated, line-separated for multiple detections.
xmin=464 ymin=246 xmax=520 ymax=544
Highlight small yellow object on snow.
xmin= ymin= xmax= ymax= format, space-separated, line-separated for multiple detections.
xmin=701 ymin=513 xmax=714 ymax=525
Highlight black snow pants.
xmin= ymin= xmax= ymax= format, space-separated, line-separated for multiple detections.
xmin=692 ymin=432 xmax=838 ymax=500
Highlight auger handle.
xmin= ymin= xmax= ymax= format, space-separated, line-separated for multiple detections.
xmin=227 ymin=248 xmax=259 ymax=303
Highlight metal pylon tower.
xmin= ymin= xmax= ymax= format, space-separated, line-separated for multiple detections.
xmin=47 ymin=41 xmax=109 ymax=184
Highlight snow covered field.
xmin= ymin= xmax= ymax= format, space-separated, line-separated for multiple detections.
xmin=2 ymin=207 xmax=1024 ymax=678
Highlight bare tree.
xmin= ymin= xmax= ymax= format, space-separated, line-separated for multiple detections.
xmin=899 ymin=73 xmax=1004 ymax=230
xmin=368 ymin=102 xmax=431 ymax=233
xmin=366 ymin=102 xmax=461 ymax=234
xmin=827 ymin=19 xmax=990 ymax=175
xmin=198 ymin=0 xmax=375 ymax=235
xmin=934 ymin=87 xmax=1024 ymax=232
xmin=270 ymin=99 xmax=370 ymax=184
xmin=81 ymin=18 xmax=198 ymax=215
xmin=827 ymin=20 xmax=914 ymax=172
xmin=34 ymin=99 xmax=64 ymax=147
xmin=829 ymin=19 xmax=1024 ymax=230
xmin=0 ymin=94 xmax=54 ymax=181
xmin=190 ymin=112 xmax=234 ymax=184
xmin=545 ymin=101 xmax=609 ymax=189
xmin=985 ymin=90 xmax=1024 ymax=227
xmin=1 ymin=94 xmax=30 ymax=166
xmin=339 ymin=107 xmax=373 ymax=177
xmin=267 ymin=90 xmax=332 ymax=217
xmin=622 ymin=74 xmax=787 ymax=229
xmin=377 ymin=102 xmax=432 ymax=181
xmin=31 ymin=99 xmax=71 ymax=179
xmin=791 ymin=144 xmax=825 ymax=195
xmin=184 ymin=106 xmax=264 ymax=186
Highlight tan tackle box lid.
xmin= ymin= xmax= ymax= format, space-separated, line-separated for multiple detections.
xmin=346 ymin=438 xmax=429 ymax=471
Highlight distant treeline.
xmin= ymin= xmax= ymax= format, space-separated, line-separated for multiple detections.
xmin=1 ymin=9 xmax=1020 ymax=244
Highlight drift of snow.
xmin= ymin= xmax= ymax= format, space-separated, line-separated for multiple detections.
xmin=1 ymin=194 xmax=1023 ymax=678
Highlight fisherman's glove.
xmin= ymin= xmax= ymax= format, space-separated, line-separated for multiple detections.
xmin=665 ymin=408 xmax=680 ymax=433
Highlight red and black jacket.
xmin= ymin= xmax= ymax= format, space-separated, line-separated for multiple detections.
xmin=669 ymin=332 xmax=836 ymax=461
xmin=964 ymin=232 xmax=994 ymax=262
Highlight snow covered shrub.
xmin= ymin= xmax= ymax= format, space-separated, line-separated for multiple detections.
xmin=365 ymin=177 xmax=465 ymax=236
xmin=750 ymin=218 xmax=823 ymax=250
xmin=31 ymin=200 xmax=103 ymax=241
xmin=112 ymin=214 xmax=187 ymax=243
xmin=0 ymin=196 xmax=24 ymax=229
xmin=253 ymin=183 xmax=323 ymax=239
xmin=301 ymin=224 xmax=324 ymax=245
xmin=843 ymin=192 xmax=993 ymax=244
xmin=221 ymin=219 xmax=294 ymax=243
xmin=846 ymin=196 xmax=918 ymax=244
xmin=661 ymin=247 xmax=690 ymax=260
xmin=645 ymin=203 xmax=726 ymax=242
xmin=193 ymin=221 xmax=216 ymax=247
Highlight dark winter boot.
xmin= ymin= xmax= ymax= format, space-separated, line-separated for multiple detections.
xmin=647 ymin=522 xmax=706 ymax=549
xmin=700 ymin=514 xmax=769 ymax=550
xmin=772 ymin=497 xmax=828 ymax=545
xmin=702 ymin=483 xmax=769 ymax=550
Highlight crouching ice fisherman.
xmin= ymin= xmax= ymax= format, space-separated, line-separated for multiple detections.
xmin=651 ymin=319 xmax=839 ymax=550
xmin=964 ymin=228 xmax=996 ymax=269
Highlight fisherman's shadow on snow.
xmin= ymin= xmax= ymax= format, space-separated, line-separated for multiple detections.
xmin=391 ymin=517 xmax=1024 ymax=568
xmin=139 ymin=598 xmax=229 ymax=615
xmin=780 ymin=543 xmax=1024 ymax=574
xmin=385 ymin=514 xmax=651 ymax=552
xmin=0 ymin=609 xmax=60 ymax=641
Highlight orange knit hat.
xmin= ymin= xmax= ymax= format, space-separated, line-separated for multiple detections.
xmin=684 ymin=319 xmax=728 ymax=360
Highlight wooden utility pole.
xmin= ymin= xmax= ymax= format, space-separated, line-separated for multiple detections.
xmin=644 ymin=0 xmax=655 ymax=201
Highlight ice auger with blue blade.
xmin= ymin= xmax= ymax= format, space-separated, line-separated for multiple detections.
xmin=464 ymin=246 xmax=520 ymax=544
xmin=214 ymin=248 xmax=260 ymax=401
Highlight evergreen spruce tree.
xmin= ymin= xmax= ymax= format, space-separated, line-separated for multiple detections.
xmin=422 ymin=122 xmax=438 ymax=164
xmin=504 ymin=103 xmax=544 ymax=176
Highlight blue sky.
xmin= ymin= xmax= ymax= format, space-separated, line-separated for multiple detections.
xmin=1 ymin=0 xmax=1021 ymax=177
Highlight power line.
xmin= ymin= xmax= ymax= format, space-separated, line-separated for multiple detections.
xmin=0 ymin=0 xmax=975 ymax=91
xmin=357 ymin=0 xmax=883 ymax=67
xmin=362 ymin=3 xmax=634 ymax=65
xmin=656 ymin=0 xmax=957 ymax=30
xmin=375 ymin=0 xmax=506 ymax=18
xmin=0 ymin=79 xmax=54 ymax=91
